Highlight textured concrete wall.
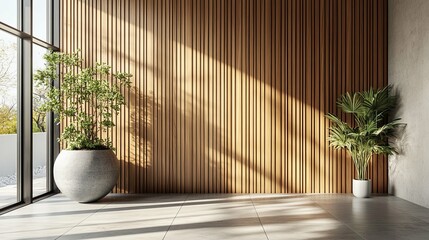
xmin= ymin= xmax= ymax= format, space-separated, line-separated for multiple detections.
xmin=389 ymin=0 xmax=429 ymax=208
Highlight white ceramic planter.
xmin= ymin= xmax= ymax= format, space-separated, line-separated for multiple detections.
xmin=54 ymin=149 xmax=119 ymax=203
xmin=352 ymin=179 xmax=371 ymax=198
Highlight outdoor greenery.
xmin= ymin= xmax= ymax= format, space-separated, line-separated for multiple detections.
xmin=33 ymin=84 xmax=48 ymax=132
xmin=34 ymin=51 xmax=132 ymax=150
xmin=0 ymin=107 xmax=45 ymax=134
xmin=326 ymin=86 xmax=403 ymax=180
xmin=0 ymin=104 xmax=17 ymax=134
xmin=0 ymin=39 xmax=18 ymax=134
xmin=0 ymin=39 xmax=16 ymax=93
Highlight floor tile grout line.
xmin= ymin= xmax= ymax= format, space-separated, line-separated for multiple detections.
xmin=162 ymin=194 xmax=189 ymax=240
xmin=249 ymin=195 xmax=270 ymax=240
xmin=54 ymin=202 xmax=111 ymax=240
xmin=308 ymin=196 xmax=367 ymax=240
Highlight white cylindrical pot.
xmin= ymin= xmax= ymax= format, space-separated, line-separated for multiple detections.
xmin=352 ymin=179 xmax=371 ymax=198
xmin=54 ymin=149 xmax=119 ymax=203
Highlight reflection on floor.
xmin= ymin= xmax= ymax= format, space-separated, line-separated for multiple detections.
xmin=0 ymin=194 xmax=429 ymax=239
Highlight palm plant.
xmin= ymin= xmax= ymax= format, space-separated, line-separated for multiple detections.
xmin=326 ymin=85 xmax=402 ymax=180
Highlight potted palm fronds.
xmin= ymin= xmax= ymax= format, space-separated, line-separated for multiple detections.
xmin=326 ymin=86 xmax=403 ymax=198
xmin=34 ymin=51 xmax=131 ymax=202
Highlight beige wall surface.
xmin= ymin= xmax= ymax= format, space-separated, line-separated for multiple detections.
xmin=389 ymin=0 xmax=429 ymax=208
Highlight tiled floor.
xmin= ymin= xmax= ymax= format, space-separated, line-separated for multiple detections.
xmin=1 ymin=194 xmax=429 ymax=240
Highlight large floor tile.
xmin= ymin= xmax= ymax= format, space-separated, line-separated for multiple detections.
xmin=349 ymin=222 xmax=429 ymax=240
xmin=168 ymin=196 xmax=266 ymax=240
xmin=165 ymin=218 xmax=267 ymax=240
xmin=263 ymin=222 xmax=363 ymax=240
xmin=0 ymin=227 xmax=71 ymax=240
xmin=58 ymin=221 xmax=171 ymax=240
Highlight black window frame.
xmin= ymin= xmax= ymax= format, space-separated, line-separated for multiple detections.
xmin=0 ymin=0 xmax=60 ymax=214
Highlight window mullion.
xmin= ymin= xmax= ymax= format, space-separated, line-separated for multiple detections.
xmin=20 ymin=0 xmax=33 ymax=204
xmin=50 ymin=0 xmax=60 ymax=193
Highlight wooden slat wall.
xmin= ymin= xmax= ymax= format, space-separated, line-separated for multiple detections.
xmin=60 ymin=0 xmax=388 ymax=193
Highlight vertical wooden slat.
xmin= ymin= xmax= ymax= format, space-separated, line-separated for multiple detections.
xmin=314 ymin=0 xmax=320 ymax=193
xmin=61 ymin=0 xmax=388 ymax=194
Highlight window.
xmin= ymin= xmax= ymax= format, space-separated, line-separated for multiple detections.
xmin=0 ymin=30 xmax=19 ymax=208
xmin=0 ymin=1 xmax=19 ymax=29
xmin=33 ymin=0 xmax=51 ymax=43
xmin=32 ymin=44 xmax=49 ymax=197
xmin=0 ymin=0 xmax=58 ymax=212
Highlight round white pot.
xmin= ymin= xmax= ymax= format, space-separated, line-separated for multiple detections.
xmin=54 ymin=149 xmax=119 ymax=203
xmin=352 ymin=179 xmax=371 ymax=198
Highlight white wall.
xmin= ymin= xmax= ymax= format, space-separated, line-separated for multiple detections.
xmin=0 ymin=133 xmax=47 ymax=177
xmin=0 ymin=134 xmax=18 ymax=177
xmin=389 ymin=0 xmax=429 ymax=208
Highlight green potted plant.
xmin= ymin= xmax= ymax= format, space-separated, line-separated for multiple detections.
xmin=326 ymin=86 xmax=403 ymax=198
xmin=34 ymin=51 xmax=131 ymax=202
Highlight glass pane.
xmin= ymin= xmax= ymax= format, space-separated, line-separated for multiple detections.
xmin=33 ymin=0 xmax=51 ymax=42
xmin=0 ymin=30 xmax=19 ymax=207
xmin=32 ymin=44 xmax=49 ymax=197
xmin=0 ymin=0 xmax=19 ymax=29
